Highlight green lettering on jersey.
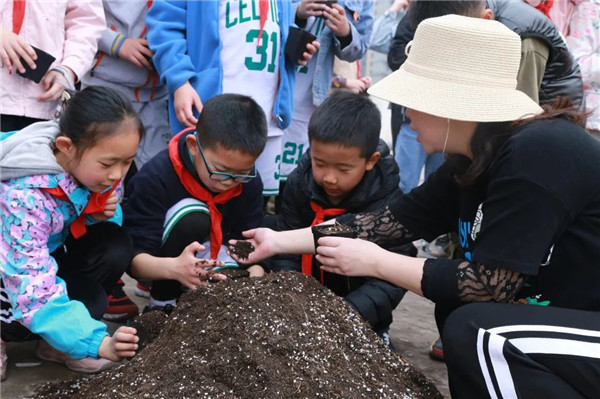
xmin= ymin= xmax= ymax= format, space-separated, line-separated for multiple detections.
xmin=251 ymin=0 xmax=259 ymax=20
xmin=225 ymin=2 xmax=238 ymax=28
xmin=245 ymin=29 xmax=278 ymax=72
xmin=239 ymin=0 xmax=251 ymax=23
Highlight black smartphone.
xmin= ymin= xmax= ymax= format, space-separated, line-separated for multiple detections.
xmin=17 ymin=45 xmax=56 ymax=84
xmin=316 ymin=0 xmax=338 ymax=7
xmin=285 ymin=26 xmax=317 ymax=63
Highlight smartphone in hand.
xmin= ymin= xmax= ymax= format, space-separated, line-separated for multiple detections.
xmin=17 ymin=46 xmax=55 ymax=84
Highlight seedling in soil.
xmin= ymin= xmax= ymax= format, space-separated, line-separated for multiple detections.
xmin=228 ymin=241 xmax=255 ymax=260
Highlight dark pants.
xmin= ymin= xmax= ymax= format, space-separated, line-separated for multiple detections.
xmin=443 ymin=302 xmax=600 ymax=399
xmin=0 ymin=114 xmax=45 ymax=132
xmin=1 ymin=223 xmax=132 ymax=342
xmin=150 ymin=211 xmax=211 ymax=302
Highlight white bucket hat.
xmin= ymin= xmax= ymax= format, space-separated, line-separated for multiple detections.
xmin=368 ymin=14 xmax=543 ymax=122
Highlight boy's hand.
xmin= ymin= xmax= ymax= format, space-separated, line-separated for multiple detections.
xmin=117 ymin=38 xmax=154 ymax=70
xmin=390 ymin=0 xmax=410 ymax=14
xmin=343 ymin=77 xmax=368 ymax=93
xmin=298 ymin=40 xmax=320 ymax=66
xmin=98 ymin=326 xmax=138 ymax=361
xmin=323 ymin=3 xmax=351 ymax=38
xmin=247 ymin=264 xmax=266 ymax=278
xmin=89 ymin=191 xmax=119 ymax=222
xmin=360 ymin=76 xmax=372 ymax=89
xmin=0 ymin=26 xmax=37 ymax=74
xmin=296 ymin=0 xmax=328 ymax=20
xmin=174 ymin=81 xmax=202 ymax=127
xmin=228 ymin=228 xmax=278 ymax=264
xmin=172 ymin=242 xmax=226 ymax=289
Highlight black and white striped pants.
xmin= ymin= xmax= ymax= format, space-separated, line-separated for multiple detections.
xmin=443 ymin=302 xmax=600 ymax=399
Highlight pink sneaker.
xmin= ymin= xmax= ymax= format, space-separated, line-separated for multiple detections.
xmin=1 ymin=339 xmax=7 ymax=381
xmin=35 ymin=340 xmax=118 ymax=374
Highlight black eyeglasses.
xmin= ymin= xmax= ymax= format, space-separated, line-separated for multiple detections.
xmin=194 ymin=133 xmax=256 ymax=183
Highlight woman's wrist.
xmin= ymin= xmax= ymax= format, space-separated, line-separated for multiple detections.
xmin=373 ymin=246 xmax=391 ymax=280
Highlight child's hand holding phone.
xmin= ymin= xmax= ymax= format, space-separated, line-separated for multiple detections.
xmin=0 ymin=26 xmax=37 ymax=74
xmin=296 ymin=0 xmax=336 ymax=20
xmin=320 ymin=1 xmax=350 ymax=38
xmin=296 ymin=0 xmax=349 ymax=38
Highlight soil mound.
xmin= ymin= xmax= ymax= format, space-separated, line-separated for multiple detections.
xmin=31 ymin=272 xmax=442 ymax=399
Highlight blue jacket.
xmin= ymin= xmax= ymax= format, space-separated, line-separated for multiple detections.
xmin=146 ymin=0 xmax=297 ymax=133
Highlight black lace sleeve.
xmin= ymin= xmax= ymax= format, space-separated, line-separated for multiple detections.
xmin=457 ymin=261 xmax=528 ymax=303
xmin=338 ymin=206 xmax=415 ymax=248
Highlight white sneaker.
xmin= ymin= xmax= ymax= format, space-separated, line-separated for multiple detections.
xmin=427 ymin=234 xmax=452 ymax=258
xmin=36 ymin=340 xmax=118 ymax=374
xmin=134 ymin=281 xmax=151 ymax=298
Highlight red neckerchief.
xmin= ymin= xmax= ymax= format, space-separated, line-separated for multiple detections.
xmin=168 ymin=128 xmax=242 ymax=259
xmin=301 ymin=201 xmax=346 ymax=284
xmin=534 ymin=0 xmax=554 ymax=17
xmin=42 ymin=181 xmax=120 ymax=239
xmin=257 ymin=0 xmax=269 ymax=44
xmin=13 ymin=0 xmax=26 ymax=34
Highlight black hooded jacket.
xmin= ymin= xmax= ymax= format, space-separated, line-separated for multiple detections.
xmin=267 ymin=140 xmax=409 ymax=331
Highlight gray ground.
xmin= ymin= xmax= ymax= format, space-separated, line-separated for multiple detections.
xmin=1 ymin=275 xmax=449 ymax=398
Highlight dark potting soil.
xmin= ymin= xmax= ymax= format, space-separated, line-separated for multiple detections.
xmin=313 ymin=222 xmax=355 ymax=235
xmin=31 ymin=272 xmax=442 ymax=399
xmin=228 ymin=241 xmax=255 ymax=260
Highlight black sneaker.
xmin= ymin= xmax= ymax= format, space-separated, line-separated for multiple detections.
xmin=141 ymin=303 xmax=175 ymax=316
xmin=102 ymin=279 xmax=139 ymax=322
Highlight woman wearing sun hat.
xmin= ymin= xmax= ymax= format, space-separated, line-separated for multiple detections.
xmin=229 ymin=14 xmax=600 ymax=398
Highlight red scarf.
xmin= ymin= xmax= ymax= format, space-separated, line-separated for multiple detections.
xmin=12 ymin=0 xmax=26 ymax=34
xmin=169 ymin=128 xmax=242 ymax=259
xmin=43 ymin=182 xmax=120 ymax=239
xmin=301 ymin=201 xmax=346 ymax=284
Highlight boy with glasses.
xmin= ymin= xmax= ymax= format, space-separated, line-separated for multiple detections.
xmin=122 ymin=94 xmax=267 ymax=310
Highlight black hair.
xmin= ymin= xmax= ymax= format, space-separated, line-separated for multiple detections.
xmin=410 ymin=0 xmax=486 ymax=27
xmin=308 ymin=91 xmax=381 ymax=158
xmin=450 ymin=97 xmax=588 ymax=186
xmin=196 ymin=94 xmax=267 ymax=157
xmin=58 ymin=86 xmax=144 ymax=158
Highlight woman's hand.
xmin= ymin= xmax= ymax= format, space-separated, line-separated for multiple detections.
xmin=316 ymin=237 xmax=384 ymax=277
xmin=171 ymin=242 xmax=226 ymax=289
xmin=229 ymin=228 xmax=278 ymax=264
xmin=98 ymin=326 xmax=138 ymax=361
xmin=0 ymin=27 xmax=36 ymax=74
xmin=89 ymin=191 xmax=118 ymax=221
xmin=317 ymin=236 xmax=426 ymax=295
